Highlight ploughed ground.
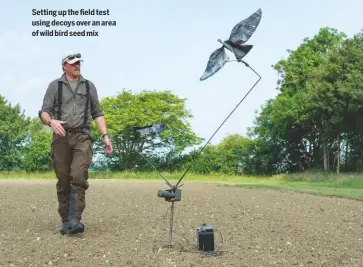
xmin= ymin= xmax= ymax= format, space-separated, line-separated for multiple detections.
xmin=1 ymin=179 xmax=363 ymax=267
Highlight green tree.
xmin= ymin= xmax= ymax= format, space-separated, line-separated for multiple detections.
xmin=306 ymin=30 xmax=363 ymax=173
xmin=21 ymin=118 xmax=53 ymax=172
xmin=189 ymin=134 xmax=254 ymax=175
xmin=250 ymin=27 xmax=347 ymax=173
xmin=92 ymin=89 xmax=203 ymax=171
xmin=217 ymin=134 xmax=254 ymax=174
xmin=0 ymin=95 xmax=30 ymax=171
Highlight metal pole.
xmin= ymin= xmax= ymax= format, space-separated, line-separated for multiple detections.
xmin=168 ymin=201 xmax=175 ymax=248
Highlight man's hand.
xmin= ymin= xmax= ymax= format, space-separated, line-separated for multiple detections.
xmin=50 ymin=120 xmax=67 ymax=136
xmin=103 ymin=135 xmax=112 ymax=155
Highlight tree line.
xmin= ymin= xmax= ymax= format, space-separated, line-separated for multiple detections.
xmin=1 ymin=27 xmax=363 ymax=175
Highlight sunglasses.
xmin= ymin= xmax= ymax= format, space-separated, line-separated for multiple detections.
xmin=66 ymin=53 xmax=81 ymax=60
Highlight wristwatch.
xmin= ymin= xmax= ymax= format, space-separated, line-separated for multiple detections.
xmin=102 ymin=133 xmax=109 ymax=138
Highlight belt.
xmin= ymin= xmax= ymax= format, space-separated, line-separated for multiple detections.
xmin=66 ymin=128 xmax=90 ymax=134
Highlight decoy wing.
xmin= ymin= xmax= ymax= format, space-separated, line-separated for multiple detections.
xmin=229 ymin=8 xmax=262 ymax=44
xmin=135 ymin=124 xmax=167 ymax=135
xmin=200 ymin=46 xmax=230 ymax=81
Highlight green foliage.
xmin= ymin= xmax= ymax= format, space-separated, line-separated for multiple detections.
xmin=250 ymin=27 xmax=353 ymax=173
xmin=21 ymin=118 xmax=53 ymax=172
xmin=91 ymin=89 xmax=203 ymax=171
xmin=0 ymin=96 xmax=31 ymax=171
xmin=305 ymin=30 xmax=363 ymax=171
xmin=273 ymin=27 xmax=347 ymax=94
xmin=189 ymin=134 xmax=255 ymax=175
xmin=306 ymin=30 xmax=363 ymax=124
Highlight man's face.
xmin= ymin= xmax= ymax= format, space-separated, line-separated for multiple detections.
xmin=64 ymin=61 xmax=80 ymax=76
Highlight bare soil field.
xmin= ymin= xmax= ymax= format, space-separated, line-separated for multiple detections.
xmin=1 ymin=179 xmax=363 ymax=267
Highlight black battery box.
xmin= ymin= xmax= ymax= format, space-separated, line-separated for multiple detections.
xmin=196 ymin=224 xmax=214 ymax=251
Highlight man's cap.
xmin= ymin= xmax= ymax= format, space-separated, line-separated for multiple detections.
xmin=62 ymin=51 xmax=83 ymax=64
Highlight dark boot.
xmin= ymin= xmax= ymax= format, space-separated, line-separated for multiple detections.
xmin=69 ymin=219 xmax=84 ymax=234
xmin=58 ymin=222 xmax=71 ymax=235
xmin=67 ymin=188 xmax=85 ymax=234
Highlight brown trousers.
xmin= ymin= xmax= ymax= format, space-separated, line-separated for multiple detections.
xmin=51 ymin=132 xmax=93 ymax=223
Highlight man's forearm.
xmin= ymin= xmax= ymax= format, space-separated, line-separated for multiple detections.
xmin=95 ymin=116 xmax=108 ymax=136
xmin=40 ymin=111 xmax=52 ymax=126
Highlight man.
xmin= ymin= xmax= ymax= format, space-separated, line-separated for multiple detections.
xmin=39 ymin=51 xmax=112 ymax=235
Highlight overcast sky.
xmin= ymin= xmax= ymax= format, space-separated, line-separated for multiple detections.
xmin=1 ymin=0 xmax=362 ymax=144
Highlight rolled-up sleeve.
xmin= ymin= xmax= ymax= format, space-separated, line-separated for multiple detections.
xmin=89 ymin=81 xmax=104 ymax=119
xmin=38 ymin=82 xmax=55 ymax=120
